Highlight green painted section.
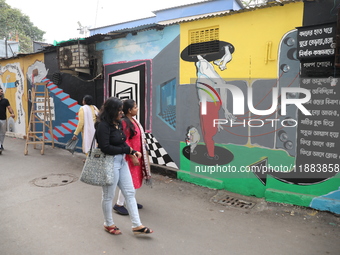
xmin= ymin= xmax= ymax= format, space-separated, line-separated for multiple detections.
xmin=265 ymin=174 xmax=340 ymax=206
xmin=265 ymin=188 xmax=316 ymax=207
xmin=179 ymin=142 xmax=295 ymax=197
xmin=266 ymin=174 xmax=340 ymax=196
xmin=179 ymin=142 xmax=340 ymax=208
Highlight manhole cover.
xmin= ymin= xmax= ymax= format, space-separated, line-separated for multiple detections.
xmin=215 ymin=196 xmax=255 ymax=209
xmin=31 ymin=174 xmax=77 ymax=187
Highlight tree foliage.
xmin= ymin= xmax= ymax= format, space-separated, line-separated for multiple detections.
xmin=0 ymin=0 xmax=45 ymax=54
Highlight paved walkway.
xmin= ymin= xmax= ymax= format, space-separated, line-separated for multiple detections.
xmin=1 ymin=137 xmax=339 ymax=255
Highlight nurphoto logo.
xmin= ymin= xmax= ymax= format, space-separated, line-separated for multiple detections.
xmin=199 ymin=85 xmax=312 ymax=127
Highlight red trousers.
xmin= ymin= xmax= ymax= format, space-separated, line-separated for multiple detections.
xmin=199 ymin=102 xmax=220 ymax=157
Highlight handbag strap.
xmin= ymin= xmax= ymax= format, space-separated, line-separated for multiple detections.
xmin=88 ymin=133 xmax=96 ymax=157
xmin=88 ymin=133 xmax=107 ymax=158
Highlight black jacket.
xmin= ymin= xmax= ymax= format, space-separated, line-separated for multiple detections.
xmin=95 ymin=120 xmax=130 ymax=155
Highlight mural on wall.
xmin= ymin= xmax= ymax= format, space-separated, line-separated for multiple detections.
xmin=100 ymin=27 xmax=182 ymax=169
xmin=0 ymin=62 xmax=26 ymax=135
xmin=157 ymin=78 xmax=176 ymax=130
xmin=181 ymin=40 xmax=236 ymax=165
xmin=0 ymin=56 xmax=86 ymax=149
xmin=26 ymin=61 xmax=56 ymax=121
xmin=310 ymin=187 xmax=340 ymax=212
xmin=27 ymin=61 xmax=48 ymax=85
xmin=177 ymin=2 xmax=339 ymax=213
xmin=185 ymin=126 xmax=200 ymax=154
xmin=180 ymin=32 xmax=304 ymax=184
xmin=104 ymin=59 xmax=178 ymax=169
xmin=108 ymin=63 xmax=148 ymax=128
xmin=105 ymin=61 xmax=151 ymax=130
xmin=0 ymin=60 xmax=58 ymax=137
xmin=180 ymin=30 xmax=340 ymax=188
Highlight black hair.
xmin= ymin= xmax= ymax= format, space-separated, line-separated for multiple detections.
xmin=122 ymin=99 xmax=137 ymax=139
xmin=83 ymin=95 xmax=93 ymax=105
xmin=96 ymin=97 xmax=123 ymax=126
xmin=186 ymin=125 xmax=195 ymax=133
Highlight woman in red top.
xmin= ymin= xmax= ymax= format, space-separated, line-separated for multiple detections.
xmin=113 ymin=99 xmax=151 ymax=215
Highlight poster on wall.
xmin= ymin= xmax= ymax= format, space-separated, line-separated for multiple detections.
xmin=36 ymin=97 xmax=55 ymax=121
xmin=297 ymin=22 xmax=338 ymax=77
xmin=295 ymin=77 xmax=340 ymax=183
xmin=297 ymin=22 xmax=336 ymax=60
xmin=295 ymin=22 xmax=340 ymax=183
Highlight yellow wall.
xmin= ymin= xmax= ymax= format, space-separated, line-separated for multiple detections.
xmin=0 ymin=53 xmax=44 ymax=135
xmin=180 ymin=2 xmax=304 ymax=83
xmin=1 ymin=58 xmax=24 ymax=125
xmin=23 ymin=53 xmax=45 ymax=127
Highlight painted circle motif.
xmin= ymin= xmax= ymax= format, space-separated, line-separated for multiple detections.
xmin=182 ymin=144 xmax=234 ymax=166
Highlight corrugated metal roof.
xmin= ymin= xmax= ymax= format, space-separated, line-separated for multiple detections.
xmin=89 ymin=0 xmax=242 ymax=35
xmin=98 ymin=0 xmax=300 ymax=35
xmin=110 ymin=24 xmax=165 ymax=33
xmin=153 ymin=0 xmax=245 ymax=13
xmin=157 ymin=0 xmax=300 ymax=25
xmin=89 ymin=16 xmax=156 ymax=32
xmin=157 ymin=9 xmax=232 ymax=25
xmin=153 ymin=0 xmax=213 ymax=13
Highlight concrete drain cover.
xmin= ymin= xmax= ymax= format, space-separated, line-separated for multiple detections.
xmin=31 ymin=174 xmax=77 ymax=187
xmin=215 ymin=196 xmax=255 ymax=209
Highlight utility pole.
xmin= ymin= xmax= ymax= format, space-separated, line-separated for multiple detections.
xmin=5 ymin=38 xmax=8 ymax=58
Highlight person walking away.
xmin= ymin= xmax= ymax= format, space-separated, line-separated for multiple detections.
xmin=113 ymin=99 xmax=152 ymax=215
xmin=72 ymin=95 xmax=99 ymax=156
xmin=0 ymin=88 xmax=15 ymax=154
xmin=95 ymin=97 xmax=153 ymax=235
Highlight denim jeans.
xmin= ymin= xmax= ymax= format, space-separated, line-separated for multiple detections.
xmin=0 ymin=119 xmax=6 ymax=146
xmin=116 ymin=188 xmax=137 ymax=206
xmin=102 ymin=154 xmax=142 ymax=228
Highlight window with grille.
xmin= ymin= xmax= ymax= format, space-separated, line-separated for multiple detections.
xmin=188 ymin=26 xmax=219 ymax=56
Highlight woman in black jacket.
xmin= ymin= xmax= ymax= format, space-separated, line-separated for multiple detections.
xmin=95 ymin=97 xmax=153 ymax=235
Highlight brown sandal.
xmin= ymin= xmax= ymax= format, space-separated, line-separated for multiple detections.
xmin=104 ymin=225 xmax=122 ymax=235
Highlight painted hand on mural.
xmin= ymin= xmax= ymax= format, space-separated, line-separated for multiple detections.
xmin=27 ymin=61 xmax=48 ymax=84
xmin=217 ymin=109 xmax=236 ymax=132
xmin=225 ymin=110 xmax=236 ymax=122
xmin=220 ymin=88 xmax=236 ymax=124
xmin=217 ymin=123 xmax=224 ymax=132
xmin=213 ymin=45 xmax=232 ymax=71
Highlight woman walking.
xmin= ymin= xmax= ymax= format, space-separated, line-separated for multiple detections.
xmin=72 ymin=95 xmax=98 ymax=155
xmin=113 ymin=99 xmax=151 ymax=215
xmin=95 ymin=97 xmax=153 ymax=235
